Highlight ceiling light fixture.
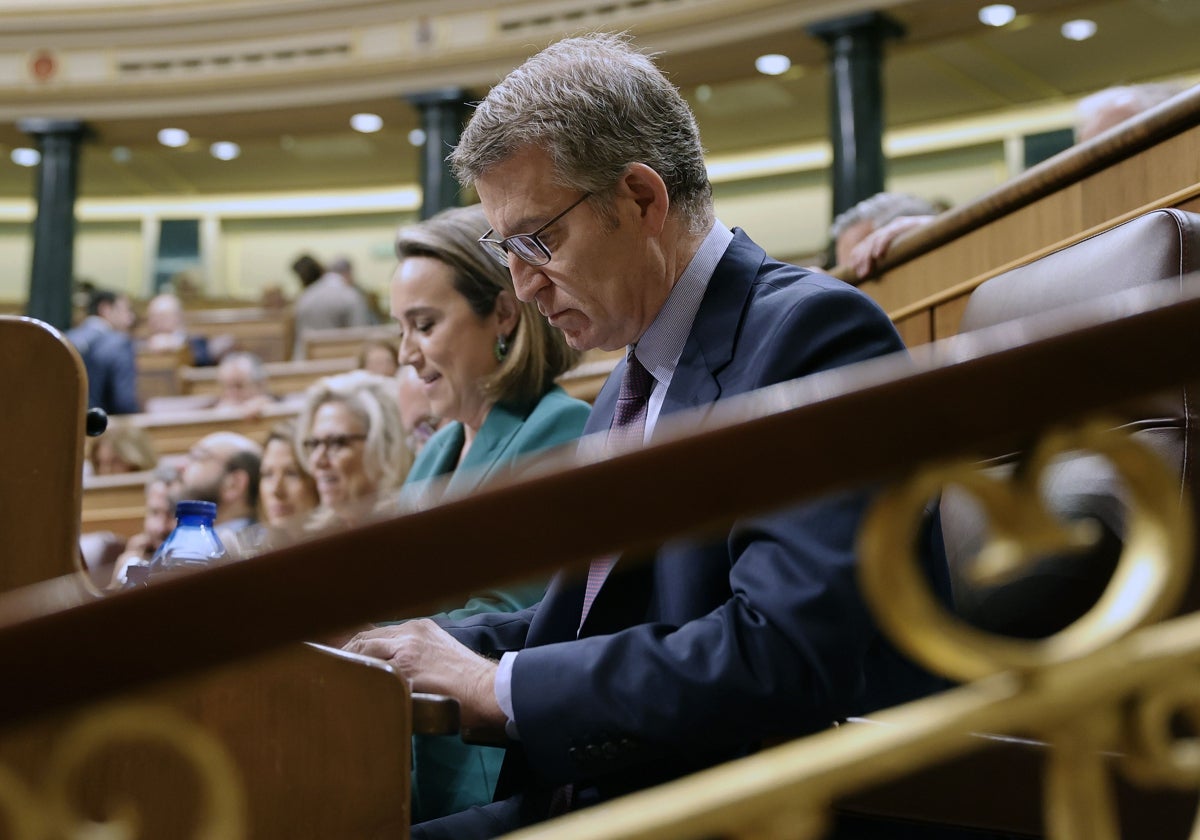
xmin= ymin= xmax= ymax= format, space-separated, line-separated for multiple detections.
xmin=407 ymin=128 xmax=426 ymax=147
xmin=755 ymin=54 xmax=791 ymax=76
xmin=10 ymin=148 xmax=40 ymax=167
xmin=978 ymin=4 xmax=1017 ymax=27
xmin=111 ymin=146 xmax=132 ymax=163
xmin=1061 ymin=19 xmax=1097 ymax=40
xmin=350 ymin=113 xmax=383 ymax=133
xmin=210 ymin=141 xmax=241 ymax=161
xmin=158 ymin=128 xmax=190 ymax=148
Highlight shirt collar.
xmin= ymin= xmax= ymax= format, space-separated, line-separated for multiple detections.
xmin=632 ymin=220 xmax=733 ymax=386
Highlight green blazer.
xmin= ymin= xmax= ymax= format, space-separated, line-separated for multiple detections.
xmin=406 ymin=385 xmax=590 ymax=823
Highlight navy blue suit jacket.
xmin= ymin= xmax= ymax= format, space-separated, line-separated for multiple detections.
xmin=67 ymin=317 xmax=140 ymax=416
xmin=431 ymin=229 xmax=951 ymax=831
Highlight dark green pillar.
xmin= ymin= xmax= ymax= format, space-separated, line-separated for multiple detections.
xmin=19 ymin=118 xmax=88 ymax=331
xmin=407 ymin=88 xmax=468 ymax=220
xmin=808 ymin=12 xmax=904 ymax=219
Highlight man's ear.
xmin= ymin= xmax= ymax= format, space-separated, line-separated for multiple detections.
xmin=618 ymin=163 xmax=669 ymax=235
xmin=493 ymin=289 xmax=521 ymax=336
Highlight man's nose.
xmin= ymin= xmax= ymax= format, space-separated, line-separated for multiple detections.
xmin=509 ymin=257 xmax=547 ymax=303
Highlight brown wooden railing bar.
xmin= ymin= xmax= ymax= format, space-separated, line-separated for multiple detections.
xmin=0 ymin=282 xmax=1198 ymax=727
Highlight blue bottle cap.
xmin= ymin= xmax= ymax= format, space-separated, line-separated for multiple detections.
xmin=175 ymin=500 xmax=218 ymax=519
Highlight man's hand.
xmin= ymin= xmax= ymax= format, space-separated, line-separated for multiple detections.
xmin=345 ymin=620 xmax=505 ymax=731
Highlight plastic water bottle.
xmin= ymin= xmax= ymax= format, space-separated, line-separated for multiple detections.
xmin=148 ymin=500 xmax=227 ymax=573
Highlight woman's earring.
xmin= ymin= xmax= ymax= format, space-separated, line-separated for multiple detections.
xmin=495 ymin=334 xmax=510 ymax=361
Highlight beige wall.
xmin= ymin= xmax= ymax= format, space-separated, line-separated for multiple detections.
xmin=220 ymin=212 xmax=416 ymax=301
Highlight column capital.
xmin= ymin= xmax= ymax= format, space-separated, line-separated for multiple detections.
xmin=406 ymin=88 xmax=469 ymax=109
xmin=806 ymin=10 xmax=905 ymax=44
xmin=17 ymin=118 xmax=90 ymax=139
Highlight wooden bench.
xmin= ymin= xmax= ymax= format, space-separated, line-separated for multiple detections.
xmin=184 ymin=307 xmax=293 ymax=363
xmin=179 ymin=355 xmax=358 ymax=398
xmin=82 ymin=470 xmax=154 ymax=538
xmin=297 ymin=324 xmax=398 ymax=361
xmin=135 ymin=346 xmax=190 ymax=402
xmin=128 ymin=401 xmax=301 ymax=458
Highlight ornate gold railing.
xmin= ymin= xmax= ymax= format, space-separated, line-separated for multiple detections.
xmin=0 ymin=279 xmax=1198 ymax=838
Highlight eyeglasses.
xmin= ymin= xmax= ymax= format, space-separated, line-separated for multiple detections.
xmin=301 ymin=434 xmax=367 ymax=455
xmin=478 ymin=193 xmax=591 ymax=267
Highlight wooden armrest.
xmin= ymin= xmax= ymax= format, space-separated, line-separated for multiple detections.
xmin=411 ymin=691 xmax=510 ymax=747
xmin=412 ymin=692 xmax=460 ymax=736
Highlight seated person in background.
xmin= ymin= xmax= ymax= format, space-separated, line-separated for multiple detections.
xmin=85 ymin=419 xmax=157 ymax=477
xmin=232 ymin=420 xmax=320 ymax=557
xmin=177 ymin=431 xmax=263 ymax=546
xmin=107 ymin=466 xmax=179 ymax=587
xmin=141 ymin=292 xmax=232 ymax=366
xmin=830 ymin=191 xmax=944 ymax=279
xmin=214 ymin=351 xmax=275 ymax=413
xmin=346 ymin=33 xmax=951 ymax=839
xmin=1075 ymin=81 xmax=1192 ymax=143
xmin=292 ymin=254 xmax=376 ymax=357
xmin=66 ymin=288 xmax=139 ymax=416
xmin=358 ymin=338 xmax=400 ymax=377
xmin=296 ymin=370 xmax=411 ymax=529
xmin=395 ymin=364 xmax=445 ymax=457
xmin=379 ymin=203 xmax=591 ymax=821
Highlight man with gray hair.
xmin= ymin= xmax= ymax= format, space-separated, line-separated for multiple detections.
xmin=347 ymin=32 xmax=950 ymax=838
xmin=177 ymin=431 xmax=262 ymax=545
xmin=829 ymin=191 xmax=944 ymax=278
xmin=1075 ymin=81 xmax=1191 ymax=143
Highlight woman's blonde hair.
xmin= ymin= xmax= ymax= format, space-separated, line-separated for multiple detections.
xmin=394 ymin=204 xmax=580 ymax=411
xmin=87 ymin=419 xmax=158 ymax=474
xmin=258 ymin=419 xmax=319 ymax=523
xmin=296 ymin=370 xmax=413 ymax=495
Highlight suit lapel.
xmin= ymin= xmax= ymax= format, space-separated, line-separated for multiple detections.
xmin=444 ymin=402 xmax=526 ymax=497
xmin=656 ymin=229 xmax=763 ymax=431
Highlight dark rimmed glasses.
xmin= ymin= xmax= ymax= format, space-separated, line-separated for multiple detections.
xmin=478 ymin=192 xmax=591 ymax=267
xmin=301 ymin=434 xmax=367 ymax=456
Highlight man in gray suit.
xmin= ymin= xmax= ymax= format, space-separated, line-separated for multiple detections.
xmin=67 ymin=288 xmax=139 ymax=415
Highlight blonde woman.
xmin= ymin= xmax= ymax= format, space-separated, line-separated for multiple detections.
xmin=296 ymin=370 xmax=412 ymax=528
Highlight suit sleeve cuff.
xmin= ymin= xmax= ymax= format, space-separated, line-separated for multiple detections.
xmin=496 ymin=651 xmax=521 ymax=741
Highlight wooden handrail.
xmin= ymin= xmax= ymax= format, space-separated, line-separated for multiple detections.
xmin=1 ymin=281 xmax=1198 ymax=727
xmin=838 ymin=84 xmax=1200 ymax=285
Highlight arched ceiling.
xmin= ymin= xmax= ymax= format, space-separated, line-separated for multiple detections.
xmin=0 ymin=0 xmax=1197 ymax=200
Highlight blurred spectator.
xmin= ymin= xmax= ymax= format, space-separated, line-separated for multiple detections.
xmin=259 ymin=420 xmax=319 ymax=529
xmin=107 ymin=466 xmax=179 ymax=588
xmin=395 ymin=358 xmax=444 ymax=457
xmin=1075 ymin=81 xmax=1192 ymax=143
xmin=292 ymin=255 xmax=375 ymax=357
xmin=290 ymin=253 xmax=325 ymax=290
xmin=214 ymin=351 xmax=275 ymax=412
xmin=831 ymin=192 xmax=944 ymax=278
xmin=86 ymin=419 xmax=158 ymax=477
xmin=297 ymin=370 xmax=411 ymax=528
xmin=142 ymin=292 xmax=232 ymax=366
xmin=66 ymin=288 xmax=140 ymax=416
xmin=359 ymin=339 xmax=399 ymax=377
xmin=177 ymin=431 xmax=263 ymax=545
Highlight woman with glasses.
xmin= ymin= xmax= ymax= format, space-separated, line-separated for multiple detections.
xmin=388 ymin=203 xmax=590 ymax=822
xmin=295 ymin=369 xmax=411 ymax=529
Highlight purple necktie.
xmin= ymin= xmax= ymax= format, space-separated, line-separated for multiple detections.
xmin=579 ymin=352 xmax=653 ymax=624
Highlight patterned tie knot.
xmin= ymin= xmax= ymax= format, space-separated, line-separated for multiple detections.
xmin=613 ymin=352 xmax=653 ymax=428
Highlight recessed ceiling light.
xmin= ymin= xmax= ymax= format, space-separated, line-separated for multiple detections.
xmin=1061 ymin=19 xmax=1097 ymax=40
xmin=979 ymin=4 xmax=1016 ymax=27
xmin=407 ymin=128 xmax=426 ymax=147
xmin=10 ymin=147 xmax=40 ymax=167
xmin=350 ymin=113 xmax=383 ymax=133
xmin=695 ymin=84 xmax=713 ymax=103
xmin=158 ymin=128 xmax=190 ymax=148
xmin=210 ymin=141 xmax=241 ymax=161
xmin=111 ymin=146 xmax=132 ymax=163
xmin=755 ymin=54 xmax=791 ymax=76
